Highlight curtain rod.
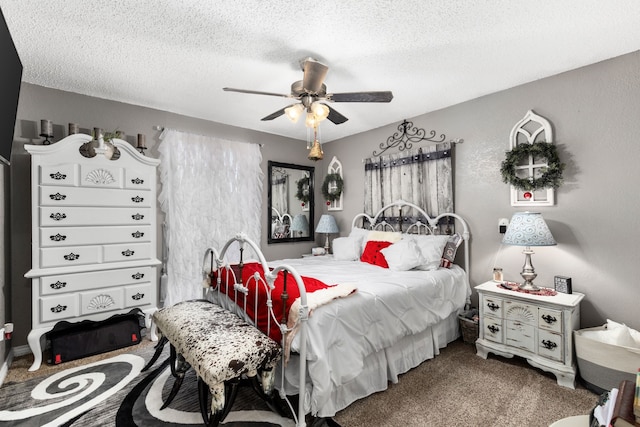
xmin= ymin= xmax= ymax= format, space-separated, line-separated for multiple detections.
xmin=153 ymin=125 xmax=264 ymax=147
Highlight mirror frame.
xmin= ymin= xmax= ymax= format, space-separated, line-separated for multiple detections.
xmin=268 ymin=160 xmax=315 ymax=244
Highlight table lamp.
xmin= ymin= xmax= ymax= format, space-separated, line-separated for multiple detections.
xmin=502 ymin=212 xmax=556 ymax=290
xmin=290 ymin=214 xmax=309 ymax=237
xmin=315 ymin=214 xmax=339 ymax=253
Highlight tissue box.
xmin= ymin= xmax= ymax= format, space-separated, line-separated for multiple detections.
xmin=574 ymin=326 xmax=640 ymax=393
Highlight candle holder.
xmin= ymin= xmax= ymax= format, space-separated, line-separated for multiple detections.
xmin=137 ymin=133 xmax=147 ymax=155
xmin=40 ymin=119 xmax=53 ymax=145
xmin=68 ymin=123 xmax=79 ymax=135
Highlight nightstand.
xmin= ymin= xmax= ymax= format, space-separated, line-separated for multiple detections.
xmin=475 ymin=281 xmax=584 ymax=389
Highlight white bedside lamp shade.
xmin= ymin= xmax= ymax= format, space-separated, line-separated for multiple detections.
xmin=290 ymin=214 xmax=309 ymax=236
xmin=502 ymin=212 xmax=556 ymax=290
xmin=315 ymin=214 xmax=339 ymax=253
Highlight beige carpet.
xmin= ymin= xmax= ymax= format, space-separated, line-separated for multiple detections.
xmin=4 ymin=338 xmax=597 ymax=427
xmin=333 ymin=340 xmax=597 ymax=427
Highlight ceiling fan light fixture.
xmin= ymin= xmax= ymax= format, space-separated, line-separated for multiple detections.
xmin=305 ymin=111 xmax=319 ymax=128
xmin=285 ymin=104 xmax=304 ymax=123
xmin=310 ymin=102 xmax=330 ymax=121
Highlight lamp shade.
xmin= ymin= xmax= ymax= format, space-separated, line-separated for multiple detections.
xmin=502 ymin=212 xmax=556 ymax=247
xmin=315 ymin=214 xmax=339 ymax=234
xmin=290 ymin=214 xmax=309 ymax=234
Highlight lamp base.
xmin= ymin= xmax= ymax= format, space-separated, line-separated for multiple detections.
xmin=324 ymin=234 xmax=330 ymax=254
xmin=518 ymin=247 xmax=539 ymax=291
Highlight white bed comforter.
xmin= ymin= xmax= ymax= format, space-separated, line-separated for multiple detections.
xmin=268 ymin=256 xmax=471 ymax=416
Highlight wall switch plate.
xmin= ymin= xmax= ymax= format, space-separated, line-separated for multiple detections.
xmin=498 ymin=218 xmax=509 ymax=234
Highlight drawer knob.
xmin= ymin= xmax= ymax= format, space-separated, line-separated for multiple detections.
xmin=131 ymin=293 xmax=145 ymax=301
xmin=132 ymin=213 xmax=145 ymax=220
xmin=131 ymin=196 xmax=144 ymax=203
xmin=51 ymin=304 xmax=67 ymax=313
xmin=488 ymin=325 xmax=500 ymax=334
xmin=63 ymin=253 xmax=80 ymax=261
xmin=487 ymin=302 xmax=500 ymax=311
xmin=131 ymin=177 xmax=144 ymax=185
xmin=541 ymin=339 xmax=557 ymax=350
xmin=132 ymin=272 xmax=145 ymax=280
xmin=49 ymin=192 xmax=67 ymax=201
xmin=131 ymin=231 xmax=144 ymax=238
xmin=50 ymin=212 xmax=67 ymax=221
xmin=50 ymin=281 xmax=67 ymax=290
xmin=541 ymin=314 xmax=557 ymax=324
xmin=50 ymin=172 xmax=67 ymax=180
xmin=50 ymin=233 xmax=67 ymax=242
xmin=122 ymin=249 xmax=135 ymax=257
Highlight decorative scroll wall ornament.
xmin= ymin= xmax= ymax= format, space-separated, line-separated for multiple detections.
xmin=373 ymin=119 xmax=463 ymax=157
xmin=504 ymin=110 xmax=562 ymax=206
xmin=86 ymin=168 xmax=116 ymax=185
xmin=326 ymin=156 xmax=343 ymax=211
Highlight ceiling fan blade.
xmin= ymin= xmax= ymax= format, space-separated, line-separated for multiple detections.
xmin=302 ymin=59 xmax=329 ymax=94
xmin=223 ymin=87 xmax=293 ymax=98
xmin=329 ymin=91 xmax=394 ymax=103
xmin=324 ymin=104 xmax=348 ymax=125
xmin=261 ymin=107 xmax=288 ymax=121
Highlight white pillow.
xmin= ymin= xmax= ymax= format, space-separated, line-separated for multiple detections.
xmin=380 ymin=238 xmax=426 ymax=271
xmin=349 ymin=227 xmax=370 ymax=255
xmin=332 ymin=236 xmax=362 ymax=261
xmin=410 ymin=234 xmax=449 ymax=271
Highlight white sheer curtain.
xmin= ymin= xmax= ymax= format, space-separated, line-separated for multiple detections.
xmin=363 ymin=143 xmax=453 ymax=223
xmin=158 ymin=129 xmax=263 ymax=307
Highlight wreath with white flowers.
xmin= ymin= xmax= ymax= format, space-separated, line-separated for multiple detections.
xmin=295 ymin=176 xmax=310 ymax=203
xmin=321 ymin=173 xmax=344 ymax=202
xmin=500 ymin=142 xmax=565 ymax=191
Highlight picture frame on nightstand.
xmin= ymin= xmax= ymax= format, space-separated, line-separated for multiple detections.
xmin=554 ymin=276 xmax=572 ymax=294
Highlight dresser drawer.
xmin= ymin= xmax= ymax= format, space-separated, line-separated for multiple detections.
xmin=103 ymin=242 xmax=151 ymax=263
xmin=124 ymin=283 xmax=153 ymax=308
xmin=482 ymin=295 xmax=504 ymax=318
xmin=124 ymin=168 xmax=153 ymax=190
xmin=538 ymin=330 xmax=563 ymax=361
xmin=40 ymin=246 xmax=101 ymax=268
xmin=39 ymin=186 xmax=152 ymax=208
xmin=538 ymin=307 xmax=562 ymax=333
xmin=80 ymin=164 xmax=123 ymax=189
xmin=483 ymin=314 xmax=504 ymax=343
xmin=40 ymin=207 xmax=152 ymax=226
xmin=505 ymin=301 xmax=537 ymax=326
xmin=39 ymin=164 xmax=78 ymax=186
xmin=40 ymin=266 xmax=153 ymax=296
xmin=40 ymin=225 xmax=151 ymax=247
xmin=40 ymin=294 xmax=80 ymax=322
xmin=505 ymin=319 xmax=535 ymax=352
xmin=80 ymin=287 xmax=125 ymax=315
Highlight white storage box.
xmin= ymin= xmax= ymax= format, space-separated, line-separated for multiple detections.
xmin=574 ymin=326 xmax=640 ymax=393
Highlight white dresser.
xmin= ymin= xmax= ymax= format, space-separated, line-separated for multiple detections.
xmin=25 ymin=134 xmax=161 ymax=371
xmin=475 ymin=281 xmax=584 ymax=388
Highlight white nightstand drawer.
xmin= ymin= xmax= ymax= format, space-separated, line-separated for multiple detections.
xmin=40 ymin=245 xmax=101 ymax=268
xmin=538 ymin=330 xmax=563 ymax=361
xmin=483 ymin=314 xmax=503 ymax=343
xmin=39 ymin=164 xmax=77 ymax=186
xmin=482 ymin=295 xmax=503 ymax=318
xmin=538 ymin=307 xmax=562 ymax=333
xmin=124 ymin=283 xmax=153 ymax=308
xmin=40 ymin=294 xmax=80 ymax=322
xmin=124 ymin=169 xmax=153 ymax=190
xmin=506 ymin=320 xmax=535 ymax=352
xmin=80 ymin=288 xmax=125 ymax=315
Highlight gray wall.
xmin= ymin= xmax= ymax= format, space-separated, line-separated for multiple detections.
xmin=322 ymin=50 xmax=640 ymax=330
xmin=10 ymin=83 xmax=320 ymax=347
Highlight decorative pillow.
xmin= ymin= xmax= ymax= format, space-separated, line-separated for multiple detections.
xmin=366 ymin=230 xmax=402 ymax=244
xmin=380 ymin=238 xmax=426 ymax=271
xmin=440 ymin=233 xmax=463 ymax=268
xmin=332 ymin=236 xmax=362 ymax=261
xmin=360 ymin=240 xmax=393 ymax=268
xmin=411 ymin=235 xmax=450 ymax=271
xmin=348 ymin=228 xmax=370 ymax=256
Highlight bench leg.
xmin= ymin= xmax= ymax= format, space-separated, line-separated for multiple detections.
xmin=161 ymin=344 xmax=192 ymax=410
xmin=142 ymin=335 xmax=168 ymax=372
xmin=197 ymin=377 xmax=240 ymax=427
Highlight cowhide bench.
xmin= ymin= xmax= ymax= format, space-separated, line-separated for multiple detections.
xmin=146 ymin=299 xmax=282 ymax=427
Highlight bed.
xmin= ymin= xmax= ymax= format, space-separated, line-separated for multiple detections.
xmin=202 ymin=200 xmax=471 ymax=424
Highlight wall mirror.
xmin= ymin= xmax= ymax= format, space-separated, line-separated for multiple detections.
xmin=268 ymin=161 xmax=314 ymax=243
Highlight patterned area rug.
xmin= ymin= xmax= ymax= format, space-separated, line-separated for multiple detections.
xmin=0 ymin=342 xmax=301 ymax=426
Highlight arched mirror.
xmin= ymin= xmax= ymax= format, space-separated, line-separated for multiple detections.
xmin=268 ymin=161 xmax=314 ymax=243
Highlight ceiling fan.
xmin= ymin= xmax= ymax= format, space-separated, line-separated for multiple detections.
xmin=223 ymin=57 xmax=393 ymax=127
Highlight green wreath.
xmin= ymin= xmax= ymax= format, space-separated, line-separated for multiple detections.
xmin=295 ymin=176 xmax=310 ymax=203
xmin=321 ymin=173 xmax=344 ymax=202
xmin=500 ymin=142 xmax=565 ymax=191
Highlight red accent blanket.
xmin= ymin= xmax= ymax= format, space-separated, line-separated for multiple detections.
xmin=212 ymin=262 xmax=331 ymax=342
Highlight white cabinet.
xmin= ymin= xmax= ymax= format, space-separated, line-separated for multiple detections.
xmin=475 ymin=281 xmax=584 ymax=388
xmin=25 ymin=134 xmax=161 ymax=371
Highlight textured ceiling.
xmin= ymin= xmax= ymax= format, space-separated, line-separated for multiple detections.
xmin=2 ymin=1 xmax=640 ymax=142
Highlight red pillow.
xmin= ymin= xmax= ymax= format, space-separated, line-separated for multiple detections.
xmin=360 ymin=240 xmax=393 ymax=268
